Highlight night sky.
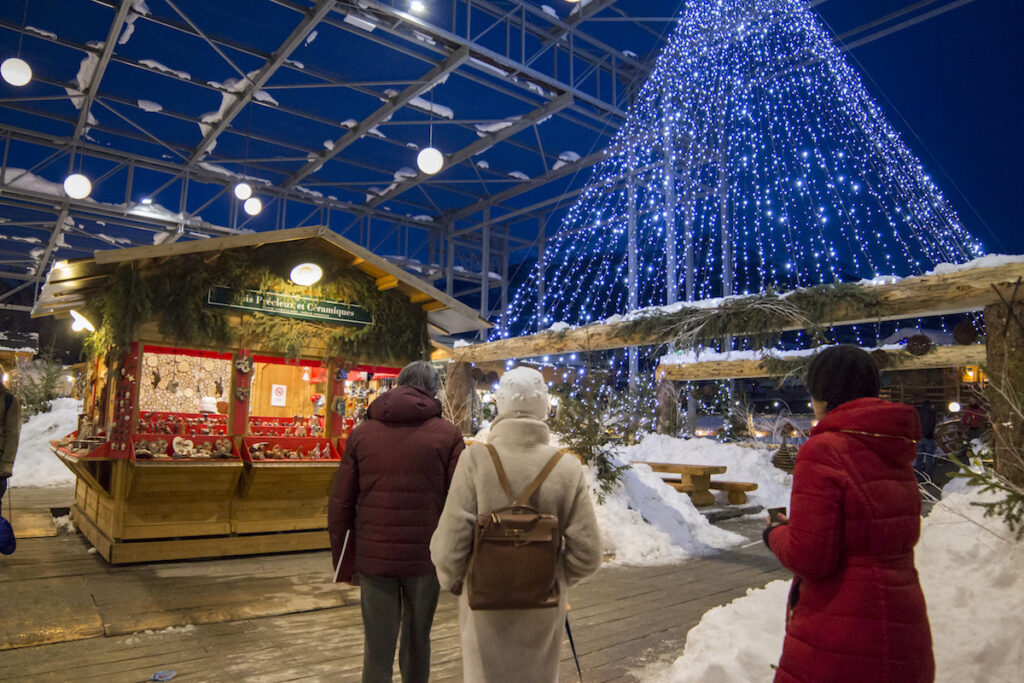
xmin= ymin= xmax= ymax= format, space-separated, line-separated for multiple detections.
xmin=813 ymin=0 xmax=1022 ymax=255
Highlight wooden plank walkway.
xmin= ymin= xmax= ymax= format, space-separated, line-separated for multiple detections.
xmin=0 ymin=486 xmax=789 ymax=682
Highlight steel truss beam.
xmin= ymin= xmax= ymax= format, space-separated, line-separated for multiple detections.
xmin=284 ymin=47 xmax=471 ymax=190
xmin=330 ymin=0 xmax=630 ymax=123
xmin=188 ymin=0 xmax=336 ymax=165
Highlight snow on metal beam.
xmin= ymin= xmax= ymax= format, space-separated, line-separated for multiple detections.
xmin=282 ymin=47 xmax=471 ymax=190
xmin=187 ymin=0 xmax=336 ymax=164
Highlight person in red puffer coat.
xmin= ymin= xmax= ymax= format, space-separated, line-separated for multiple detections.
xmin=764 ymin=345 xmax=934 ymax=682
xmin=328 ymin=360 xmax=465 ymax=683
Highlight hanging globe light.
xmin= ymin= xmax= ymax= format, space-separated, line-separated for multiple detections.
xmin=63 ymin=173 xmax=92 ymax=199
xmin=1 ymin=57 xmax=32 ymax=86
xmin=417 ymin=146 xmax=444 ymax=175
xmin=234 ymin=182 xmax=252 ymax=200
xmin=243 ymin=197 xmax=262 ymax=215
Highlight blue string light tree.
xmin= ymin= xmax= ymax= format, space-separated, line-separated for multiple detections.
xmin=497 ymin=0 xmax=984 ymax=433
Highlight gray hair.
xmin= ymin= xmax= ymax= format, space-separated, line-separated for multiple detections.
xmin=396 ymin=360 xmax=440 ymax=395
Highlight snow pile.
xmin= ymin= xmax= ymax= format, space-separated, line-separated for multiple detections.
xmin=9 ymin=398 xmax=80 ymax=488
xmin=603 ymin=461 xmax=745 ymax=563
xmin=304 ymin=29 xmax=318 ymax=46
xmin=54 ymin=514 xmax=77 ymax=533
xmin=508 ymin=170 xmax=530 ymax=181
xmin=638 ymin=485 xmax=1024 ymax=682
xmin=137 ymin=99 xmax=163 ymax=112
xmin=622 ymin=434 xmax=792 ymax=509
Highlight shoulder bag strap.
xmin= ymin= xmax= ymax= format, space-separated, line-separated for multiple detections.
xmin=483 ymin=443 xmax=515 ymax=505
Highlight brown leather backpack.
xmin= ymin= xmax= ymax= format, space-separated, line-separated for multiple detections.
xmin=465 ymin=443 xmax=564 ymax=610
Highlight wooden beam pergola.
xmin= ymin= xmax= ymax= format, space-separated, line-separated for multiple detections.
xmin=453 ymin=260 xmax=1024 ymax=363
xmin=656 ymin=343 xmax=987 ymax=382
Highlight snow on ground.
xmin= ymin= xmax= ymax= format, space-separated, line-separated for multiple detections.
xmin=622 ymin=434 xmax=793 ymax=509
xmin=601 ymin=459 xmax=745 ymax=563
xmin=9 ymin=398 xmax=80 ymax=488
xmin=637 ymin=484 xmax=1024 ymax=682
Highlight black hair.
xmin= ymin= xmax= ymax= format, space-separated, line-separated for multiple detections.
xmin=804 ymin=345 xmax=880 ymax=412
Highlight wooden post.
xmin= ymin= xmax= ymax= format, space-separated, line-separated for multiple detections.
xmin=984 ymin=303 xmax=1024 ymax=487
xmin=444 ymin=362 xmax=474 ymax=435
xmin=656 ymin=378 xmax=680 ymax=435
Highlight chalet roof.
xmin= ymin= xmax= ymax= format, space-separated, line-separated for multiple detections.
xmin=31 ymin=225 xmax=490 ymax=337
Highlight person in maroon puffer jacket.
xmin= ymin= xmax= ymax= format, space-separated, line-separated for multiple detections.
xmin=328 ymin=360 xmax=465 ymax=683
xmin=764 ymin=345 xmax=934 ymax=682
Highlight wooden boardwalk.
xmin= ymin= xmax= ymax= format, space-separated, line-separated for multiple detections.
xmin=0 ymin=486 xmax=789 ymax=682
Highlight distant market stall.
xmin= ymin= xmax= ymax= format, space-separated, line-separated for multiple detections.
xmin=33 ymin=226 xmax=488 ymax=563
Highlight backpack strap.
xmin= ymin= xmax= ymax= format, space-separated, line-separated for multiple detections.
xmin=483 ymin=443 xmax=515 ymax=505
xmin=483 ymin=443 xmax=564 ymax=506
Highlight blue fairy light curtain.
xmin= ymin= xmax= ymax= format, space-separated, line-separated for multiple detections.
xmin=499 ymin=0 xmax=982 ymax=339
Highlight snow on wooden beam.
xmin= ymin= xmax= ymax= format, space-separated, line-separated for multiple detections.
xmin=453 ymin=260 xmax=1024 ymax=363
xmin=656 ymin=344 xmax=987 ymax=382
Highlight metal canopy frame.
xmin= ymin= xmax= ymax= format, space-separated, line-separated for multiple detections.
xmin=0 ymin=0 xmax=984 ymax=323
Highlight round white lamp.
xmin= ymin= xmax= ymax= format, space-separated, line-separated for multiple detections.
xmin=234 ymin=182 xmax=252 ymax=200
xmin=243 ymin=197 xmax=262 ymax=216
xmin=417 ymin=146 xmax=444 ymax=175
xmin=1 ymin=57 xmax=32 ymax=86
xmin=290 ymin=263 xmax=323 ymax=287
xmin=63 ymin=173 xmax=92 ymax=199
xmin=948 ymin=401 xmax=961 ymax=413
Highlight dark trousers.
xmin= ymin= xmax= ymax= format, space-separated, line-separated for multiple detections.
xmin=0 ymin=476 xmax=7 ymax=500
xmin=359 ymin=573 xmax=440 ymax=683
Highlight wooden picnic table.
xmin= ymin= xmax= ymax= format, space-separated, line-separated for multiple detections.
xmin=632 ymin=462 xmax=759 ymax=506
xmin=633 ymin=462 xmax=727 ymax=507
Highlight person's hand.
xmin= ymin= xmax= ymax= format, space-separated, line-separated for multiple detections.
xmin=776 ymin=512 xmax=789 ymax=524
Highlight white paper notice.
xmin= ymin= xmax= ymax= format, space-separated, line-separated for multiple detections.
xmin=271 ymin=384 xmax=287 ymax=407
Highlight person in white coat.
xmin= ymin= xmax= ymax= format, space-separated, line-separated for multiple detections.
xmin=430 ymin=367 xmax=602 ymax=683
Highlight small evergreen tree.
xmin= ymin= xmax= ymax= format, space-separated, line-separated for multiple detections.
xmin=549 ymin=368 xmax=628 ymax=498
xmin=13 ymin=352 xmax=65 ymax=418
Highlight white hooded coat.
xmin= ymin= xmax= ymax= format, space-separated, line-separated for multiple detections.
xmin=430 ymin=413 xmax=602 ymax=682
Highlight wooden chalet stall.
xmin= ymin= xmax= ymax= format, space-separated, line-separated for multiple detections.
xmin=33 ymin=227 xmax=488 ymax=563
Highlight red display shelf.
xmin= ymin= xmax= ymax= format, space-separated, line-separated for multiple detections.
xmin=137 ymin=411 xmax=229 ymax=436
xmin=131 ymin=433 xmax=240 ymax=462
xmin=247 ymin=415 xmax=325 ymax=438
xmin=51 ymin=435 xmax=116 ymax=460
xmin=241 ymin=436 xmax=340 ymax=463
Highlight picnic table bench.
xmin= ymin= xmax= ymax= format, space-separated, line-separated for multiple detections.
xmin=633 ymin=462 xmax=758 ymax=507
